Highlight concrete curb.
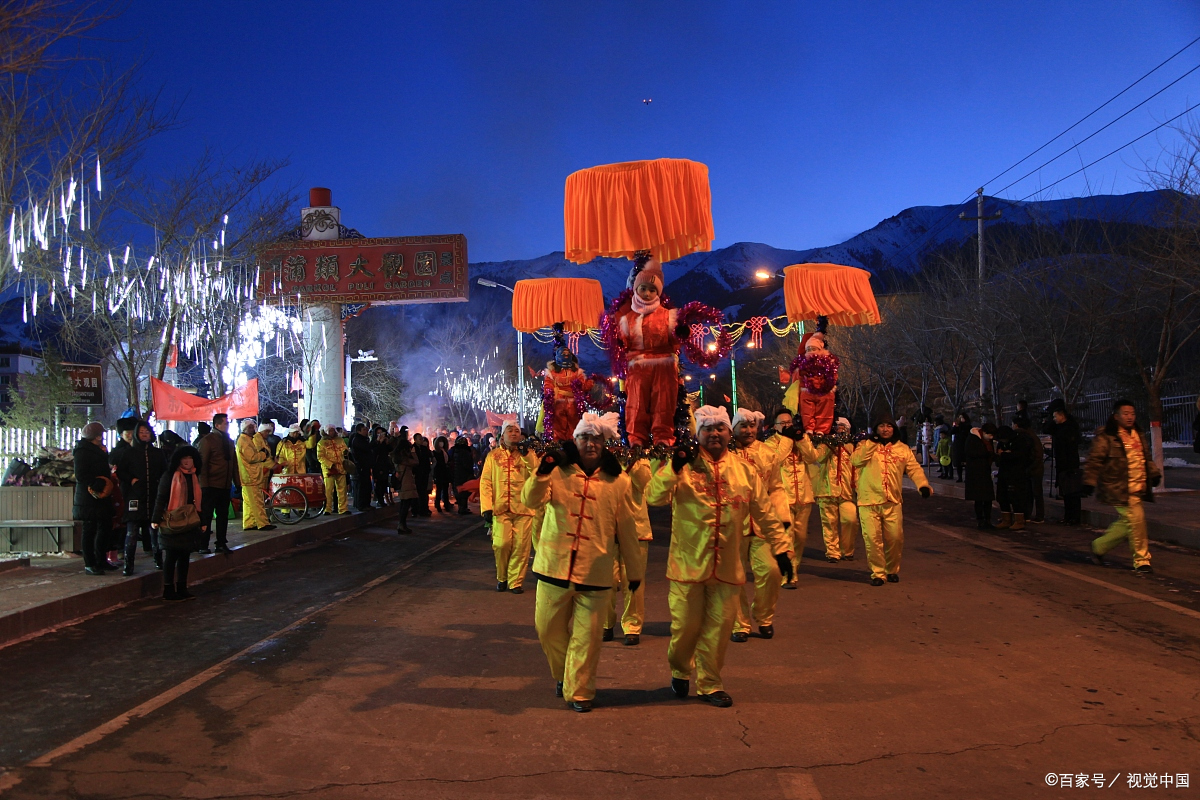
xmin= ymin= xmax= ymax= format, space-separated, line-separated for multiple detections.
xmin=0 ymin=507 xmax=397 ymax=648
xmin=922 ymin=477 xmax=1200 ymax=550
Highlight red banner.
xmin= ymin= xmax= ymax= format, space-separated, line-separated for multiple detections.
xmin=485 ymin=411 xmax=517 ymax=429
xmin=256 ymin=235 xmax=469 ymax=305
xmin=151 ymin=378 xmax=259 ymax=422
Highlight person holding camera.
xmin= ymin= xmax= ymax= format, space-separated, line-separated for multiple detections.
xmin=1083 ymin=400 xmax=1161 ymax=573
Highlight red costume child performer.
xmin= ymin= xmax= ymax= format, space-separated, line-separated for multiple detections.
xmin=617 ymin=258 xmax=684 ymax=447
xmin=785 ymin=327 xmax=840 ymax=435
xmin=542 ymin=339 xmax=595 ymax=443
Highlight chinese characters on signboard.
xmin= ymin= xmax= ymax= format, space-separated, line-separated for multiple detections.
xmin=63 ymin=363 xmax=104 ymax=406
xmin=256 ymin=235 xmax=468 ymax=305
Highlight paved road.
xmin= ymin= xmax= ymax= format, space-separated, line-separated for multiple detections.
xmin=1 ymin=495 xmax=1198 ymax=799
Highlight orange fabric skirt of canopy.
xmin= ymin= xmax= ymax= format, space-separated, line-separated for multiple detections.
xmin=511 ymin=277 xmax=606 ymax=333
xmin=783 ymin=263 xmax=881 ymax=326
xmin=563 ymin=158 xmax=714 ymax=264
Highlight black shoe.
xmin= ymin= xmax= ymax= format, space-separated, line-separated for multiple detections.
xmin=122 ymin=563 xmax=134 ymax=576
xmin=214 ymin=544 xmax=232 ymax=554
xmin=783 ymin=581 xmax=798 ymax=590
xmin=698 ymin=690 xmax=733 ymax=708
xmin=555 ymin=681 xmax=563 ymax=698
xmin=671 ymin=678 xmax=689 ymax=698
xmin=197 ymin=548 xmax=212 ymax=555
xmin=259 ymin=524 xmax=278 ymax=531
xmin=624 ymin=634 xmax=640 ymax=646
xmin=163 ymin=585 xmax=180 ymax=601
xmin=1135 ymin=564 xmax=1153 ymax=574
xmin=176 ymin=585 xmax=195 ymax=601
xmin=759 ymin=624 xmax=774 ymax=639
xmin=154 ymin=550 xmax=163 ymax=569
xmin=1091 ymin=553 xmax=1105 ymax=566
xmin=730 ymin=631 xmax=749 ymax=643
xmin=496 ymin=581 xmax=507 ymax=592
xmin=870 ymin=577 xmax=885 ymax=586
xmin=397 ymin=526 xmax=413 ymax=534
xmin=826 ymin=556 xmax=840 ymax=563
xmin=887 ymin=574 xmax=899 ymax=583
xmin=104 ymin=560 xmax=122 ymax=570
xmin=510 ymin=586 xmax=524 ymax=594
xmin=568 ymin=700 xmax=592 ymax=713
xmin=84 ymin=566 xmax=106 ymax=576
xmin=977 ymin=520 xmax=990 ymax=529
xmin=603 ymin=627 xmax=614 ymax=641
xmin=841 ymin=554 xmax=855 ymax=561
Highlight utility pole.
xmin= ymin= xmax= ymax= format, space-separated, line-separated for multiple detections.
xmin=959 ymin=188 xmax=1001 ymax=421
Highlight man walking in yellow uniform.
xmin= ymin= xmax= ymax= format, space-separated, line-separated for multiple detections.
xmin=522 ymin=412 xmax=646 ymax=712
xmin=480 ymin=420 xmax=538 ymax=594
xmin=770 ymin=407 xmax=815 ymax=589
xmin=647 ymin=406 xmax=791 ymax=707
xmin=317 ymin=424 xmax=350 ymax=514
xmin=850 ymin=411 xmax=931 ymax=586
xmin=799 ymin=416 xmax=859 ymax=563
xmin=729 ymin=408 xmax=792 ymax=642
xmin=236 ymin=419 xmax=276 ymax=532
xmin=276 ymin=424 xmax=308 ymax=474
xmin=1084 ymin=399 xmax=1161 ymax=573
xmin=606 ymin=458 xmax=654 ymax=646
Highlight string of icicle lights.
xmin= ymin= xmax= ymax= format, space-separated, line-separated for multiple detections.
xmin=432 ymin=349 xmax=540 ymax=415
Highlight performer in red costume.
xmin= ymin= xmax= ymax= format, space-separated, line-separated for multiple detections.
xmin=616 ymin=258 xmax=685 ymax=447
xmin=786 ymin=325 xmax=840 ymax=435
xmin=543 ymin=340 xmax=595 ymax=443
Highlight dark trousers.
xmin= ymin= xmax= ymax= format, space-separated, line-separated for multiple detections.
xmin=124 ymin=521 xmax=156 ymax=564
xmin=955 ymin=462 xmax=965 ymax=481
xmin=201 ymin=486 xmax=231 ymax=548
xmin=998 ymin=482 xmax=1029 ymax=515
xmin=1028 ymin=476 xmax=1045 ymax=521
xmin=374 ymin=471 xmax=391 ymax=505
xmin=434 ymin=480 xmax=452 ymax=510
xmin=455 ymin=489 xmax=472 ymax=514
xmin=974 ymin=499 xmax=991 ymax=522
xmin=162 ymin=547 xmax=191 ymax=588
xmin=80 ymin=519 xmax=109 ymax=569
xmin=355 ymin=466 xmax=374 ymax=510
xmin=1063 ymin=495 xmax=1082 ymax=524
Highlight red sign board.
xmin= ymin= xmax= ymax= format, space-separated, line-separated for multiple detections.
xmin=256 ymin=235 xmax=468 ymax=305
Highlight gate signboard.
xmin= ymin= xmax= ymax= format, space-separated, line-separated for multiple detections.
xmin=256 ymin=234 xmax=468 ymax=305
xmin=63 ymin=363 xmax=104 ymax=406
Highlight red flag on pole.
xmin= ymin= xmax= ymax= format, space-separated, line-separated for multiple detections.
xmin=151 ymin=377 xmax=259 ymax=422
xmin=166 ymin=345 xmax=178 ymax=369
xmin=290 ymin=369 xmax=303 ymax=393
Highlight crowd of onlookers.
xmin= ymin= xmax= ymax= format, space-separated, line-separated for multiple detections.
xmin=72 ymin=412 xmax=510 ymax=600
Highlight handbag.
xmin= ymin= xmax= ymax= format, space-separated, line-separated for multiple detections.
xmin=163 ymin=502 xmax=201 ymax=533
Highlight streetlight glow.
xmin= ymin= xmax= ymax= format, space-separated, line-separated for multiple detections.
xmin=754 ymin=269 xmax=771 ymax=281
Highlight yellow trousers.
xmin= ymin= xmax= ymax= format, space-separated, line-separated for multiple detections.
xmin=818 ymin=497 xmax=858 ymax=559
xmin=492 ymin=513 xmax=534 ymax=588
xmin=668 ymin=579 xmax=739 ymax=694
xmin=607 ymin=541 xmax=649 ymax=634
xmin=534 ymin=581 xmax=609 ymax=702
xmin=1092 ymin=497 xmax=1150 ymax=567
xmin=322 ymin=471 xmax=348 ymax=514
xmin=786 ymin=501 xmax=814 ymax=581
xmin=860 ymin=502 xmax=903 ymax=580
xmin=734 ymin=536 xmax=780 ymax=633
xmin=241 ymin=484 xmax=268 ymax=529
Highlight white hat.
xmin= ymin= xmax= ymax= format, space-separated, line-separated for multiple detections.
xmin=240 ymin=418 xmax=257 ymax=433
xmin=500 ymin=419 xmax=521 ymax=438
xmin=573 ymin=412 xmax=620 ymax=440
xmin=693 ymin=405 xmax=732 ymax=433
xmin=324 ymin=424 xmax=338 ymax=435
xmin=837 ymin=417 xmax=851 ymax=430
xmin=732 ymin=408 xmax=765 ymax=430
xmin=288 ymin=423 xmax=302 ymax=434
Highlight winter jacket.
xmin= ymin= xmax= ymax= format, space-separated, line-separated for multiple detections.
xmin=1083 ymin=420 xmax=1161 ymax=506
xmin=1045 ymin=414 xmax=1082 ymax=474
xmin=413 ymin=443 xmax=432 ymax=493
xmin=349 ymin=433 xmax=373 ymax=475
xmin=479 ymin=446 xmax=537 ymax=517
xmin=950 ymin=421 xmax=972 ymax=465
xmin=390 ymin=445 xmax=418 ymax=499
xmin=450 ymin=441 xmax=476 ymax=486
xmin=72 ymin=438 xmax=113 ymax=522
xmin=152 ymin=446 xmax=205 ymax=551
xmin=198 ymin=430 xmax=237 ymax=490
xmin=115 ymin=441 xmax=167 ymax=523
xmin=1017 ymin=427 xmax=1046 ymax=478
xmin=237 ymin=432 xmax=274 ymax=488
xmin=522 ymin=446 xmax=647 ymax=589
xmin=372 ymin=438 xmax=394 ymax=475
xmin=432 ymin=447 xmax=451 ymax=482
xmin=994 ymin=432 xmax=1033 ymax=491
xmin=646 ymin=448 xmax=789 ymax=585
xmin=276 ymin=436 xmax=307 ymax=474
xmin=108 ymin=438 xmax=132 ymax=468
xmin=317 ymin=437 xmax=348 ymax=476
xmin=963 ymin=431 xmax=994 ymax=502
xmin=850 ymin=437 xmax=930 ymax=506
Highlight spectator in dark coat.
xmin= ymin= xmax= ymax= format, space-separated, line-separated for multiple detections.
xmin=152 ymin=445 xmax=206 ymax=601
xmin=950 ymin=412 xmax=972 ymax=483
xmin=192 ymin=422 xmax=211 ymax=447
xmin=432 ymin=435 xmax=454 ymax=512
xmin=73 ymin=422 xmax=114 ymax=575
xmin=1014 ymin=415 xmax=1046 ymax=523
xmin=1045 ymin=399 xmax=1084 ymax=525
xmin=157 ymin=430 xmax=187 ymax=464
xmin=349 ymin=423 xmax=374 ymax=511
xmin=964 ymin=423 xmax=997 ymax=528
xmin=412 ymin=433 xmax=432 ymax=517
xmin=115 ymin=421 xmax=167 ymax=575
xmin=391 ymin=435 xmax=419 ymax=533
xmin=197 ymin=413 xmax=237 ymax=554
xmin=993 ymin=426 xmax=1033 ymax=531
xmin=450 ymin=436 xmax=476 ymax=515
xmin=371 ymin=427 xmax=393 ymax=506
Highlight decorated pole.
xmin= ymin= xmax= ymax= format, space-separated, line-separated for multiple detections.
xmin=299 ymin=188 xmax=346 ymax=427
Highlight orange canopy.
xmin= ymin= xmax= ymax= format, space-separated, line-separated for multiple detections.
xmin=783 ymin=263 xmax=881 ymax=326
xmin=511 ymin=277 xmax=605 ymax=333
xmin=563 ymin=158 xmax=714 ymax=264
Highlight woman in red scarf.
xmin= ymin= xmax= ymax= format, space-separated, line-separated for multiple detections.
xmin=152 ymin=445 xmax=208 ymax=601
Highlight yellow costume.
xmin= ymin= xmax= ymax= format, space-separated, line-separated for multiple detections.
xmin=799 ymin=436 xmax=858 ymax=560
xmin=850 ymin=439 xmax=930 ymax=580
xmin=607 ymin=459 xmax=655 ymax=637
xmin=317 ymin=437 xmax=349 ymax=514
xmin=276 ymin=437 xmax=307 ymax=475
xmin=479 ymin=445 xmax=538 ymax=590
xmin=521 ymin=450 xmax=646 ymax=703
xmin=646 ymin=449 xmax=788 ymax=694
xmin=731 ymin=436 xmax=792 ymax=634
xmin=237 ymin=431 xmax=275 ymax=529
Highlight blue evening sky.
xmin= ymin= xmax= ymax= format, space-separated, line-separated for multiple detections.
xmin=97 ymin=1 xmax=1200 ymax=261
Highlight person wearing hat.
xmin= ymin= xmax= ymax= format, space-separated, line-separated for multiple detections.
xmin=728 ymin=407 xmax=793 ymax=641
xmin=317 ymin=423 xmax=350 ymax=514
xmin=114 ymin=420 xmax=167 ymax=574
xmin=771 ymin=408 xmax=820 ymax=585
xmin=605 ymin=456 xmax=654 ymax=646
xmin=541 ymin=328 xmax=596 ymax=443
xmin=259 ymin=421 xmax=281 ymax=460
xmin=521 ymin=411 xmax=647 ymax=712
xmin=799 ymin=416 xmax=859 ymax=564
xmin=73 ymin=421 xmax=114 ymax=575
xmin=276 ymin=424 xmax=308 ymax=474
xmin=480 ymin=419 xmax=538 ymax=592
xmin=109 ymin=416 xmax=139 ymax=468
xmin=784 ymin=329 xmax=839 ymax=435
xmin=236 ymin=419 xmax=277 ymax=531
xmin=646 ymin=405 xmax=792 ymax=707
xmin=850 ymin=411 xmax=932 ymax=586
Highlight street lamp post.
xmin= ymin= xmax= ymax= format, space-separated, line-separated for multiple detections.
xmin=476 ymin=278 xmax=525 ymax=429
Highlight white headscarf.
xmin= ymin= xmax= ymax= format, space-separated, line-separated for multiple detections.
xmin=837 ymin=417 xmax=851 ymax=430
xmin=500 ymin=419 xmax=521 ymax=440
xmin=693 ymin=405 xmax=732 ymax=433
xmin=573 ymin=412 xmax=620 ymax=441
xmin=240 ymin=418 xmax=257 ymax=433
xmin=732 ymin=408 xmax=765 ymax=431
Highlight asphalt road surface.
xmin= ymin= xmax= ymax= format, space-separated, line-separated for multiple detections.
xmin=1 ymin=493 xmax=1198 ymax=799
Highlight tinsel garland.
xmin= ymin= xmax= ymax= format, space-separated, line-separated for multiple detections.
xmin=676 ymin=301 xmax=731 ymax=368
xmin=806 ymin=429 xmax=867 ymax=448
xmin=788 ymin=352 xmax=840 ymax=395
xmin=598 ymin=288 xmax=674 ymax=379
xmin=541 ymin=378 xmax=555 ymax=440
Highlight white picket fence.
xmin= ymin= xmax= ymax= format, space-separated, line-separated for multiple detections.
xmin=0 ymin=426 xmax=121 ymax=479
